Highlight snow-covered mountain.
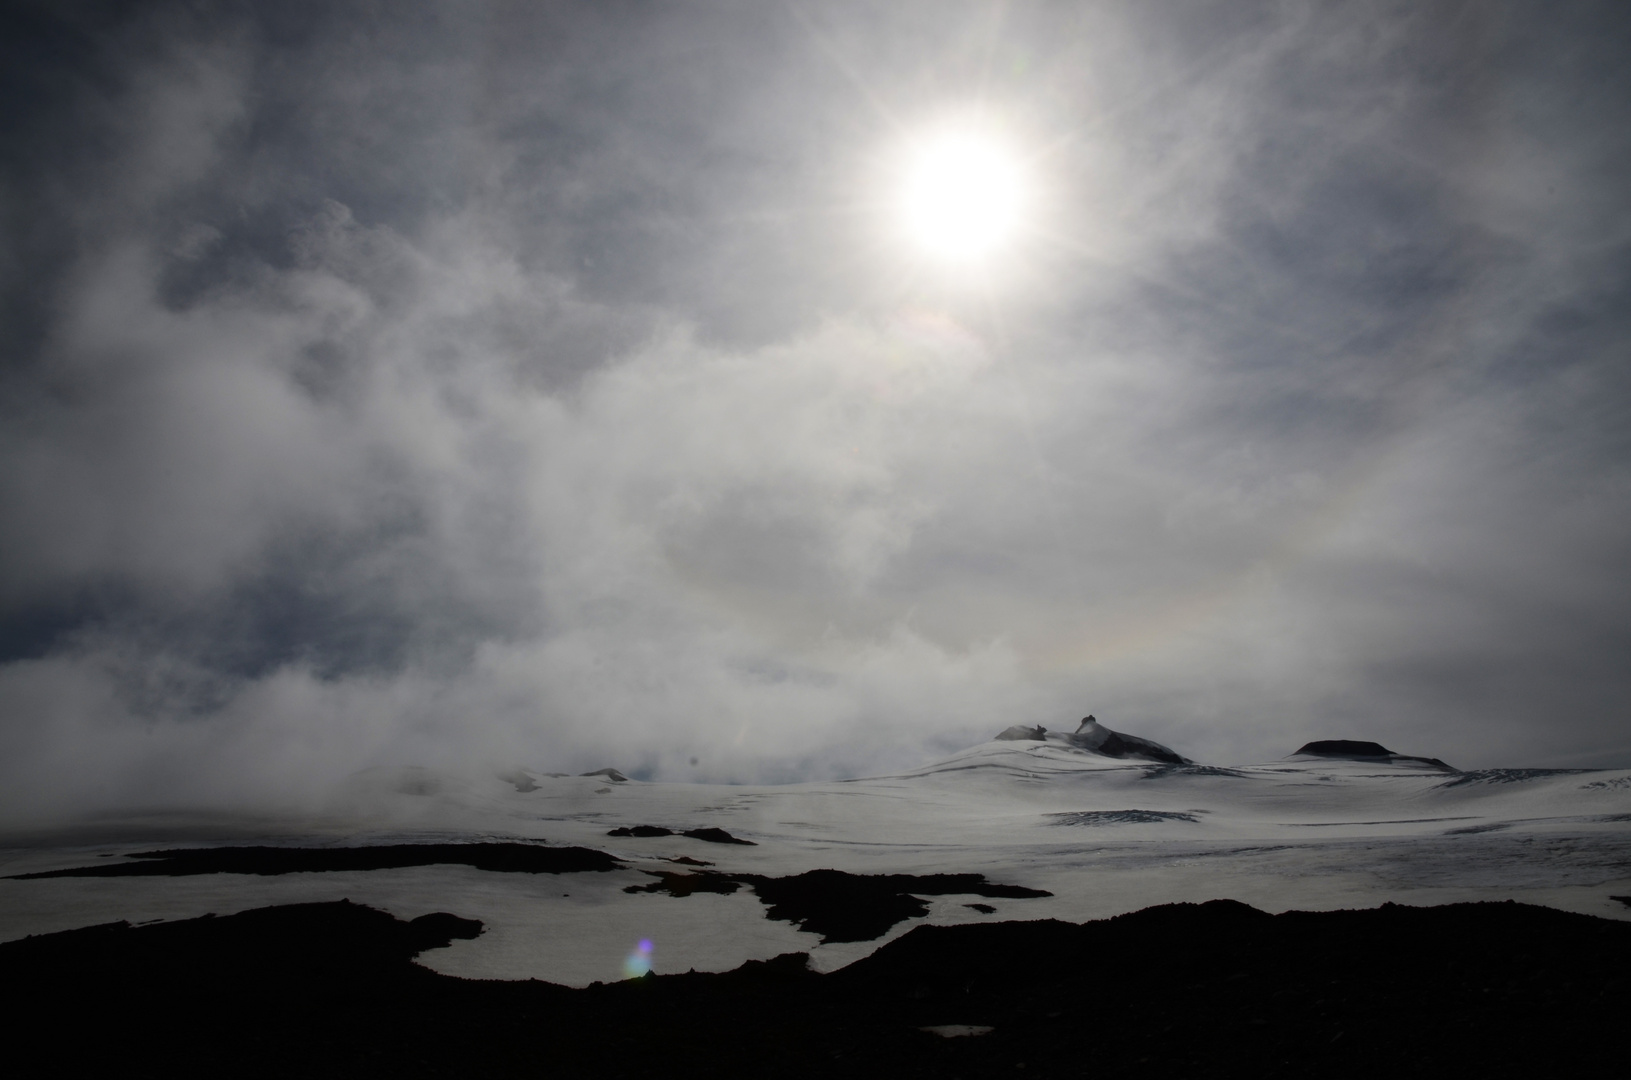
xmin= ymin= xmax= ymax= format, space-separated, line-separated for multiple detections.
xmin=995 ymin=714 xmax=1188 ymax=763
xmin=3 ymin=720 xmax=1628 ymax=987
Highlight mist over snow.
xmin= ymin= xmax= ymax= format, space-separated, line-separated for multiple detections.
xmin=2 ymin=1 xmax=1630 ymax=822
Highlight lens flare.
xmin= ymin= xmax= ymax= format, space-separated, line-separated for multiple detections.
xmin=623 ymin=938 xmax=654 ymax=978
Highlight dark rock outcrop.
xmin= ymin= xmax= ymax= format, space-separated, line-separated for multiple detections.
xmin=682 ymin=827 xmax=756 ymax=846
xmin=993 ymin=715 xmax=1190 ymax=764
xmin=497 ymin=770 xmax=539 ymax=792
xmin=1297 ymin=739 xmax=1395 ymax=757
xmin=1067 ymin=715 xmax=1189 ymax=764
xmin=1293 ymin=740 xmax=1455 ymax=771
xmin=606 ymin=825 xmax=756 ymax=845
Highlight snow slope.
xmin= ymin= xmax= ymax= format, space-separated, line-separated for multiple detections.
xmin=3 ymin=726 xmax=1628 ymax=986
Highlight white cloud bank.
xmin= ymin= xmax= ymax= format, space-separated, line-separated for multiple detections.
xmin=2 ymin=1 xmax=1629 ymax=822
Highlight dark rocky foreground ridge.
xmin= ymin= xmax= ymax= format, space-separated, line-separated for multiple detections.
xmin=4 ymin=897 xmax=1623 ymax=1078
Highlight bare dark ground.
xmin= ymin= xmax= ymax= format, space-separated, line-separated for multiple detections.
xmin=3 ymin=897 xmax=1623 ymax=1078
xmin=605 ymin=825 xmax=757 ymax=844
xmin=624 ymin=867 xmax=1053 ymax=941
xmin=9 ymin=847 xmax=1050 ymax=941
xmin=6 ymin=842 xmax=622 ymax=878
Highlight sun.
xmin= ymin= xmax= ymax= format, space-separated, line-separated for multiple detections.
xmin=896 ymin=126 xmax=1027 ymax=265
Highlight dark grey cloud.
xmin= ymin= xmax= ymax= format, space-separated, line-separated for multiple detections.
xmin=2 ymin=0 xmax=1629 ymax=822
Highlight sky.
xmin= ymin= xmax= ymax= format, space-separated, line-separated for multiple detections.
xmin=2 ymin=0 xmax=1629 ymax=822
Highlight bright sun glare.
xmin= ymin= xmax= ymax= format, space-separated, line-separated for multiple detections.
xmin=898 ymin=128 xmax=1026 ymax=264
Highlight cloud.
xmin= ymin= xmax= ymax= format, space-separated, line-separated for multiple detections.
xmin=2 ymin=0 xmax=1629 ymax=822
